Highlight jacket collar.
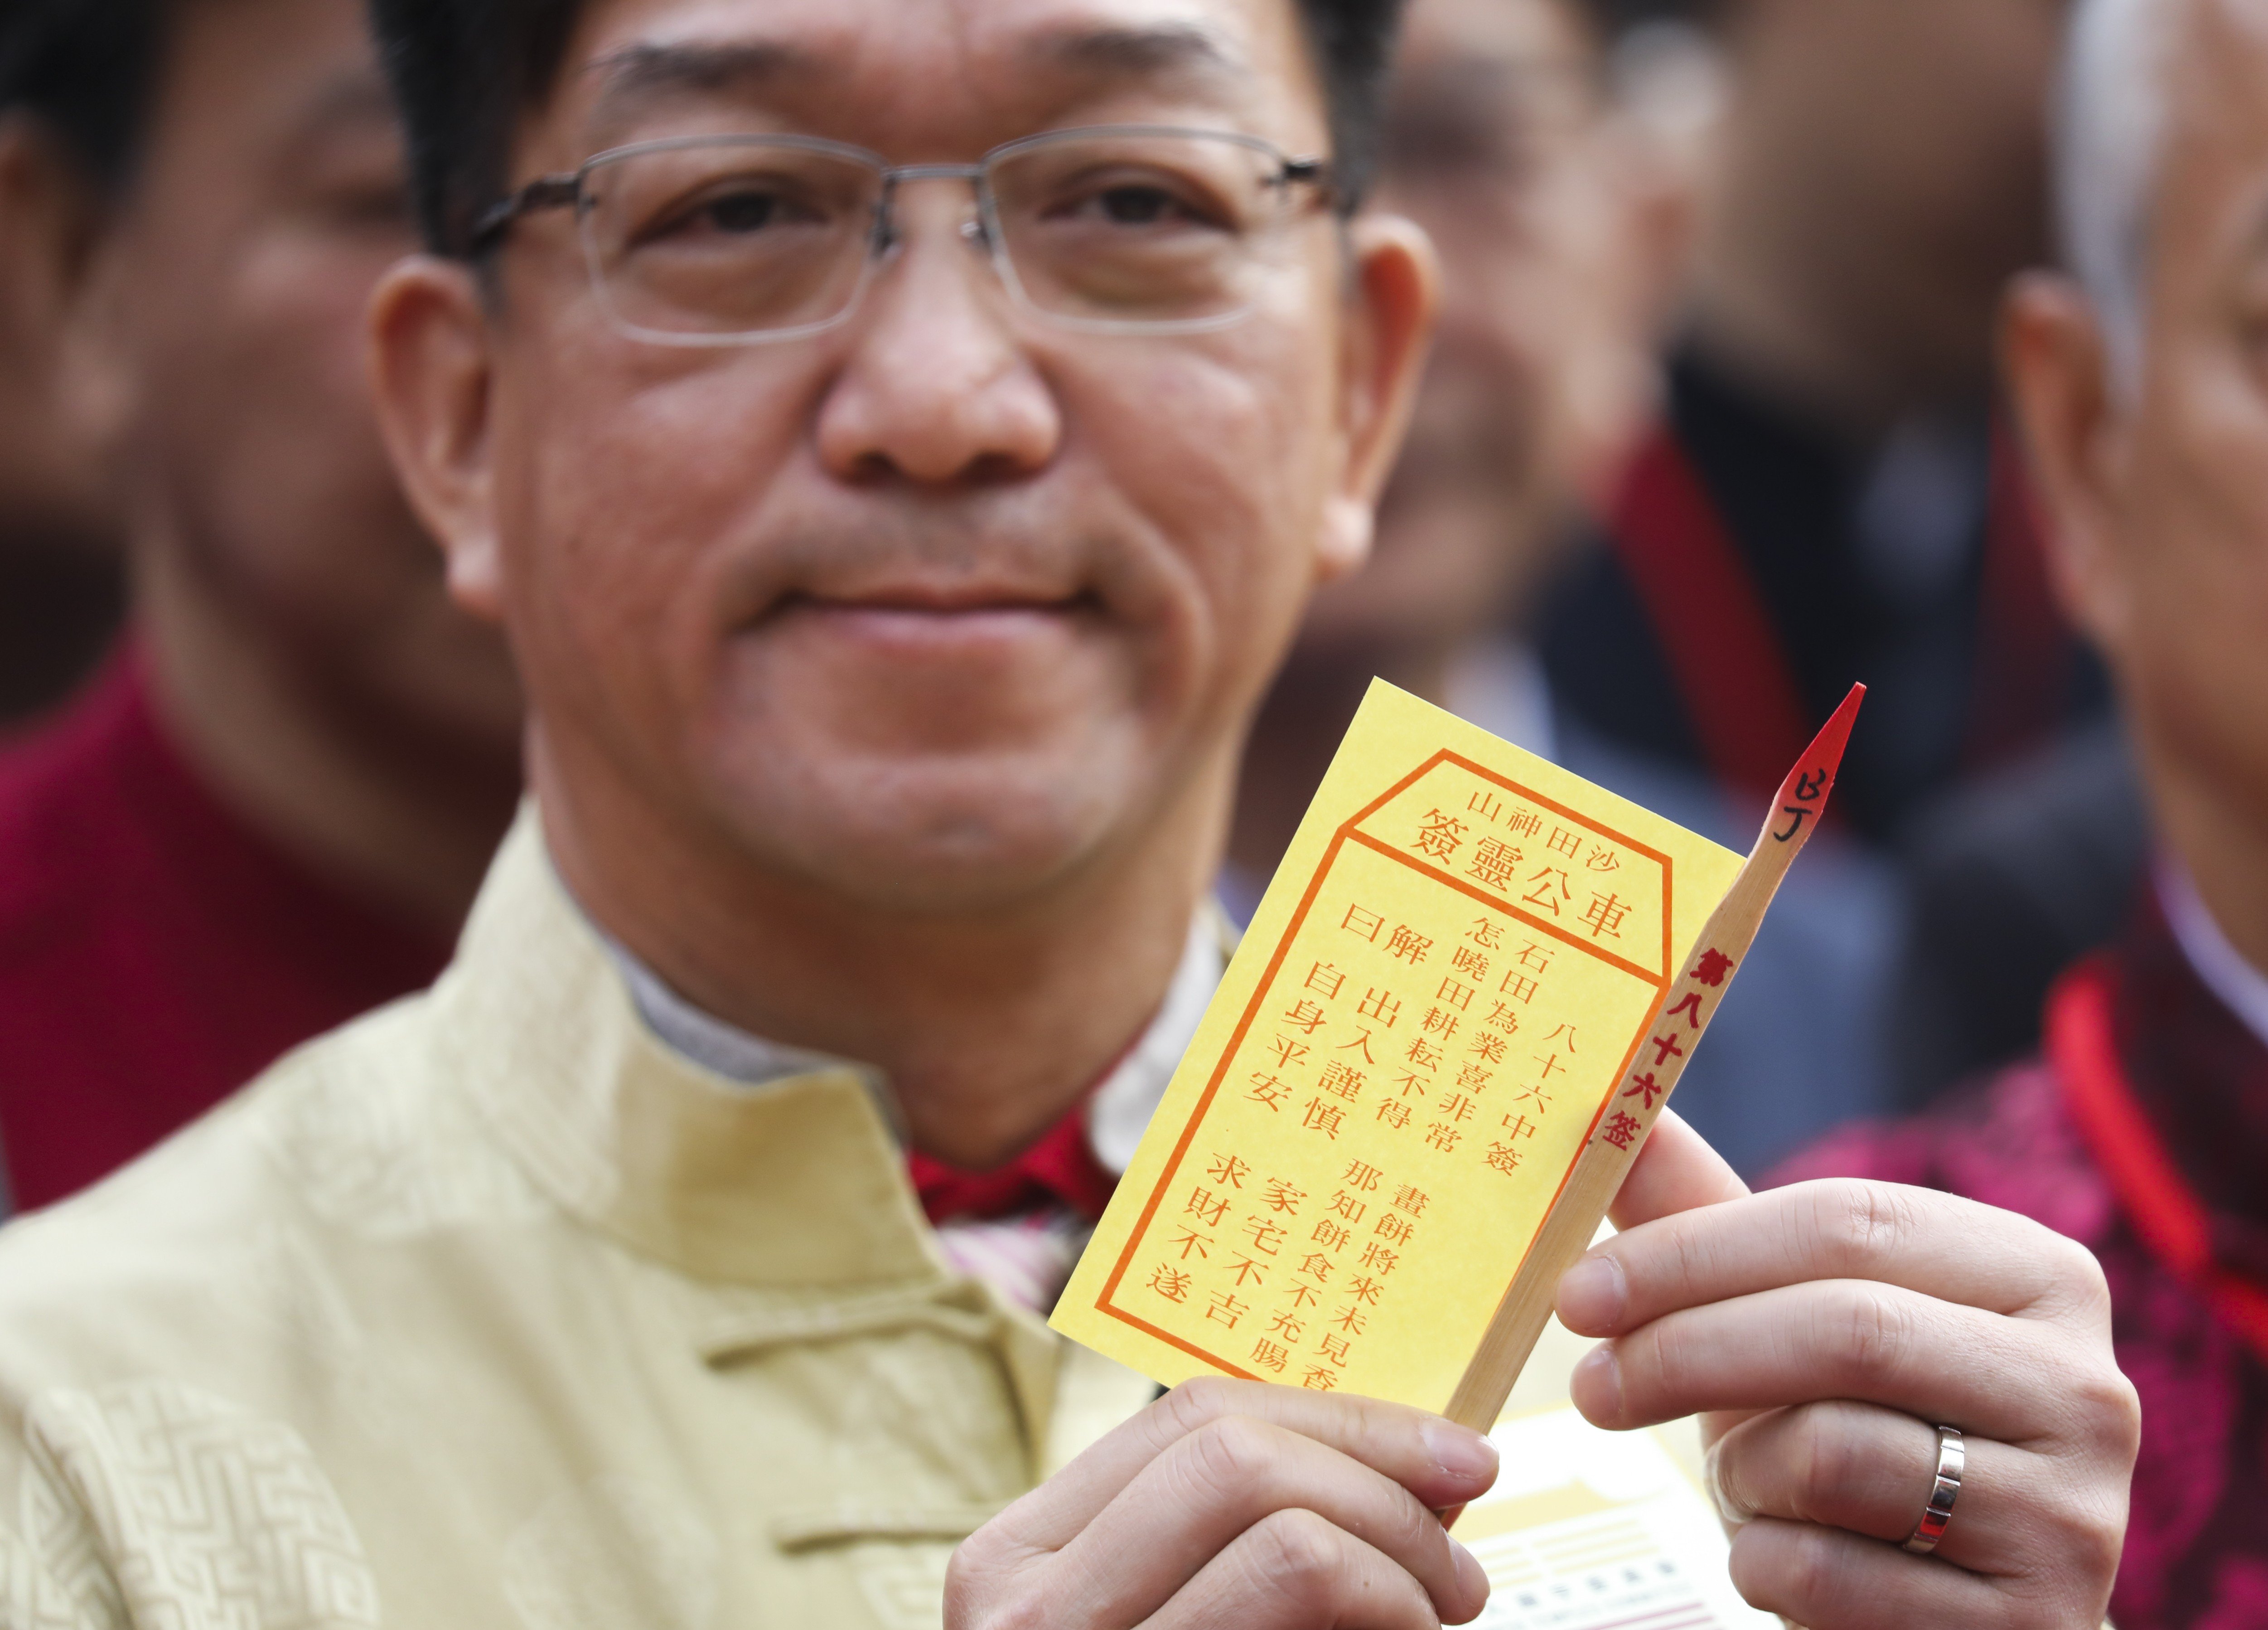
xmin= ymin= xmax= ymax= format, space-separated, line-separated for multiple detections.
xmin=431 ymin=805 xmax=944 ymax=1290
xmin=604 ymin=904 xmax=1226 ymax=1183
xmin=2112 ymin=873 xmax=2268 ymax=1271
xmin=429 ymin=804 xmax=1230 ymax=1290
xmin=2158 ymin=857 xmax=2268 ymax=1053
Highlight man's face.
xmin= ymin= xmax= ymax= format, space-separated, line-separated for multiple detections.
xmin=2088 ymin=0 xmax=2268 ymax=827
xmin=426 ymin=0 xmax=1423 ymax=911
xmin=108 ymin=0 xmax=517 ymax=745
xmin=1306 ymin=0 xmax=1640 ymax=657
xmin=1743 ymin=0 xmax=2069 ymax=399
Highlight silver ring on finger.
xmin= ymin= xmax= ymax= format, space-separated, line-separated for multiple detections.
xmin=1901 ymin=1424 xmax=1965 ymax=1555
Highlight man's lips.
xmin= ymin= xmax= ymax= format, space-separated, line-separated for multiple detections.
xmin=786 ymin=584 xmax=1084 ymax=612
xmin=757 ymin=590 xmax=1099 ymax=650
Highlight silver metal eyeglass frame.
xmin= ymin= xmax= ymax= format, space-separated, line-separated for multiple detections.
xmin=469 ymin=124 xmax=1337 ymax=346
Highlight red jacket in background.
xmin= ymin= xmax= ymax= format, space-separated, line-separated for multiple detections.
xmin=0 ymin=649 xmax=452 ymax=1212
xmin=1778 ymin=895 xmax=2268 ymax=1630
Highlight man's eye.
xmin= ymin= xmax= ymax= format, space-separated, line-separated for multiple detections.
xmin=643 ymin=183 xmax=833 ymax=243
xmin=323 ymin=183 xmax=414 ymax=231
xmin=1384 ymin=121 xmax=1534 ymax=183
xmin=1054 ymin=178 xmax=1236 ymax=233
xmin=697 ymin=190 xmax=788 ymax=233
xmin=1093 ymin=184 xmax=1182 ymax=225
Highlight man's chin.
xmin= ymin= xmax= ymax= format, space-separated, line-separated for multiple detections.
xmin=703 ymin=750 xmax=1148 ymax=917
xmin=718 ymin=609 xmax=1143 ymax=757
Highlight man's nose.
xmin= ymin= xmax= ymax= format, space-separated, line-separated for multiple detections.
xmin=813 ymin=185 xmax=1062 ymax=487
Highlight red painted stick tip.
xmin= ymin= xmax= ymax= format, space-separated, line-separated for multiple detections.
xmin=1774 ymin=682 xmax=1867 ymax=814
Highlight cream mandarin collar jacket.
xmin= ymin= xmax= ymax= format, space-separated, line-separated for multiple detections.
xmin=0 ymin=809 xmax=1156 ymax=1629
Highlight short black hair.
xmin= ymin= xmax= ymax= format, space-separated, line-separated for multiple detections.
xmin=0 ymin=0 xmax=166 ymax=195
xmin=369 ymin=0 xmax=1407 ymax=258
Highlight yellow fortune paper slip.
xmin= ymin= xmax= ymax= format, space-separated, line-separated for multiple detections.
xmin=1057 ymin=679 xmax=1867 ymax=1418
xmin=1055 ymin=681 xmax=1763 ymax=1412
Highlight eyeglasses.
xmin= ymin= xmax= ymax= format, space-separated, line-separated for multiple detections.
xmin=472 ymin=125 xmax=1337 ymax=346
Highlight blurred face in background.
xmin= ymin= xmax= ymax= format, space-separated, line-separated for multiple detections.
xmin=1722 ymin=0 xmax=2070 ymax=405
xmin=1299 ymin=0 xmax=1674 ymax=664
xmin=2012 ymin=0 xmax=2268 ymax=856
xmin=0 ymin=116 xmax=113 ymax=554
xmin=91 ymin=0 xmax=518 ymax=750
xmin=0 ymin=111 xmax=124 ymax=722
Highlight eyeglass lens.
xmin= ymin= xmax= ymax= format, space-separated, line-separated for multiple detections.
xmin=576 ymin=130 xmax=1310 ymax=343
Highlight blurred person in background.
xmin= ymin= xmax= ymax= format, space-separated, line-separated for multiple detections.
xmin=1885 ymin=680 xmax=2151 ymax=1105
xmin=1230 ymin=0 xmax=1897 ymax=1173
xmin=0 ymin=0 xmax=522 ymax=1216
xmin=1540 ymin=0 xmax=2162 ymax=1106
xmin=1784 ymin=0 xmax=2268 ymax=1620
xmin=1226 ymin=0 xmax=1682 ymax=900
xmin=0 ymin=48 xmax=124 ymax=727
xmin=1547 ymin=0 xmax=2086 ymax=833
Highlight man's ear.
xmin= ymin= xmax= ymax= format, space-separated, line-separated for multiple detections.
xmin=1317 ymin=211 xmax=1438 ymax=582
xmin=2000 ymin=270 xmax=2133 ymax=660
xmin=367 ymin=255 xmax=507 ymax=621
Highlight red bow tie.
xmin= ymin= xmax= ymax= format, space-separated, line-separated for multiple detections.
xmin=909 ymin=1095 xmax=1120 ymax=1225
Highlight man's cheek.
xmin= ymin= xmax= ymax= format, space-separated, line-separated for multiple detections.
xmin=1135 ymin=390 xmax=1310 ymax=565
xmin=499 ymin=443 xmax=662 ymax=692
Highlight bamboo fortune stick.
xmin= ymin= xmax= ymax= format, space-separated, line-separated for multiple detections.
xmin=1441 ymin=682 xmax=1868 ymax=1433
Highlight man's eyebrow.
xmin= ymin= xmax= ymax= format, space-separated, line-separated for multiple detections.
xmin=585 ymin=40 xmax=823 ymax=121
xmin=578 ymin=26 xmax=1248 ymax=133
xmin=1022 ymin=22 xmax=1252 ymax=95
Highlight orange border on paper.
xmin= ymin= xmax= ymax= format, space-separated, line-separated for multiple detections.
xmin=1092 ymin=752 xmax=1677 ymax=1376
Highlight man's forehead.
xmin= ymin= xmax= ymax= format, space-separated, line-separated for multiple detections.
xmin=2159 ymin=0 xmax=2268 ymax=249
xmin=1398 ymin=0 xmax=1588 ymax=68
xmin=141 ymin=0 xmax=399 ymax=180
xmin=2169 ymin=0 xmax=2268 ymax=123
xmin=555 ymin=0 xmax=1326 ymax=150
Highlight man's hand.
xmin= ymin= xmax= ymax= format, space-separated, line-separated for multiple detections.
xmin=1557 ymin=1111 xmax=2140 ymax=1630
xmin=947 ymin=1378 xmax=1498 ymax=1628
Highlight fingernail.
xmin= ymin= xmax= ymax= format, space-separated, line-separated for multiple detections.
xmin=1556 ymin=1253 xmax=1626 ymax=1333
xmin=1421 ymin=1417 xmax=1500 ymax=1484
xmin=1702 ymin=1439 xmax=1747 ymax=1526
xmin=1451 ymin=1538 xmax=1489 ymax=1606
xmin=1570 ymin=1343 xmax=1623 ymax=1423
